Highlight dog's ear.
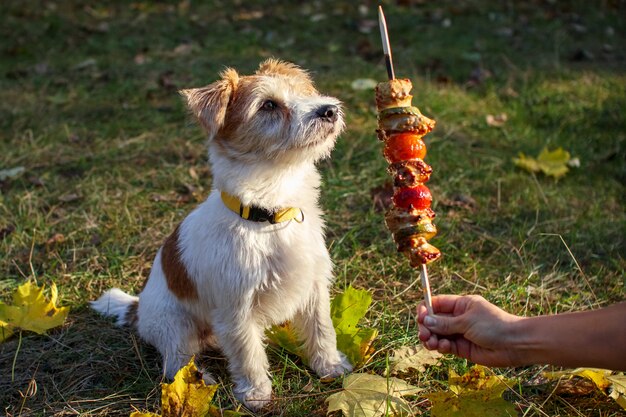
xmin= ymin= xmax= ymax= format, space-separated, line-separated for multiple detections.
xmin=180 ymin=68 xmax=239 ymax=138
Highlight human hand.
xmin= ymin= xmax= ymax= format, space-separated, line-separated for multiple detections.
xmin=417 ymin=295 xmax=523 ymax=367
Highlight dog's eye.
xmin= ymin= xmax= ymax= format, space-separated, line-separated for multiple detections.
xmin=261 ymin=100 xmax=278 ymax=111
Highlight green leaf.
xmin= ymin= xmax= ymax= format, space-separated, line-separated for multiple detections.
xmin=330 ymin=286 xmax=378 ymax=367
xmin=513 ymin=147 xmax=572 ymax=179
xmin=265 ymin=321 xmax=307 ymax=363
xmin=427 ymin=365 xmax=517 ymax=417
xmin=326 ymin=373 xmax=422 ymax=417
xmin=266 ymin=286 xmax=378 ymax=368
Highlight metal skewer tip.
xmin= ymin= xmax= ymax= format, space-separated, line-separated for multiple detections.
xmin=378 ymin=6 xmax=395 ymax=80
xmin=420 ymin=263 xmax=434 ymax=315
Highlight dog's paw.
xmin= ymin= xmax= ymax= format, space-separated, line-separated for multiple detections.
xmin=234 ymin=380 xmax=272 ymax=411
xmin=311 ymin=350 xmax=353 ymax=378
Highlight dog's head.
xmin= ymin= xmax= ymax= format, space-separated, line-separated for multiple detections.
xmin=181 ymin=59 xmax=344 ymax=163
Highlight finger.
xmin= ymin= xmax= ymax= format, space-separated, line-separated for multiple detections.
xmin=431 ymin=295 xmax=465 ymax=315
xmin=437 ymin=338 xmax=452 ymax=354
xmin=417 ymin=303 xmax=428 ymax=322
xmin=426 ymin=334 xmax=439 ymax=350
xmin=418 ymin=323 xmax=431 ymax=341
xmin=423 ymin=314 xmax=467 ymax=336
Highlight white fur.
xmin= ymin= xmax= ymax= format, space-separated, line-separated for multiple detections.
xmin=91 ymin=288 xmax=138 ymax=326
xmin=92 ymin=60 xmax=352 ymax=411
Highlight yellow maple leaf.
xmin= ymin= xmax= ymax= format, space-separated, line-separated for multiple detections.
xmin=161 ymin=358 xmax=218 ymax=417
xmin=513 ymin=147 xmax=572 ymax=179
xmin=0 ymin=282 xmax=69 ymax=339
xmin=427 ymin=365 xmax=518 ymax=417
xmin=544 ymin=368 xmax=626 ymax=410
xmin=0 ymin=318 xmax=14 ymax=342
xmin=130 ymin=358 xmax=244 ymax=417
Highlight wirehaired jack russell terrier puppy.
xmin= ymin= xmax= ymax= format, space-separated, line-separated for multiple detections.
xmin=91 ymin=59 xmax=353 ymax=410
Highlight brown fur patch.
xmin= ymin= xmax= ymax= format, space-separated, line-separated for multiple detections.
xmin=125 ymin=300 xmax=139 ymax=328
xmin=161 ymin=224 xmax=198 ymax=300
xmin=196 ymin=320 xmax=217 ymax=350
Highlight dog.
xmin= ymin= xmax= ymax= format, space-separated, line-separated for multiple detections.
xmin=91 ymin=59 xmax=352 ymax=410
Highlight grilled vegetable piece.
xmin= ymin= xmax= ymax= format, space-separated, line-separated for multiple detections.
xmin=392 ymin=185 xmax=432 ymax=210
xmin=383 ymin=132 xmax=427 ymax=163
xmin=375 ymin=78 xmax=413 ymax=111
xmin=388 ymin=159 xmax=432 ymax=187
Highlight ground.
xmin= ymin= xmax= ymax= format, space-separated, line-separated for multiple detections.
xmin=0 ymin=1 xmax=624 ymax=416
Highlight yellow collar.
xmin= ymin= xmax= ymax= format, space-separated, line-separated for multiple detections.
xmin=220 ymin=191 xmax=304 ymax=224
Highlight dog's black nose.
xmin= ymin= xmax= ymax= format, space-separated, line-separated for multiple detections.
xmin=316 ymin=104 xmax=339 ymax=122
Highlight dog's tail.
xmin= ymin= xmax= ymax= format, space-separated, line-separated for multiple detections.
xmin=91 ymin=288 xmax=139 ymax=327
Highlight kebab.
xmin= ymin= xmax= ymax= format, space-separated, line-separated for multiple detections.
xmin=377 ymin=7 xmax=439 ymax=314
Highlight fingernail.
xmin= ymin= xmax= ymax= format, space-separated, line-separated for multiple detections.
xmin=424 ymin=315 xmax=437 ymax=327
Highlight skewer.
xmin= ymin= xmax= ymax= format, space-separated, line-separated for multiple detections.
xmin=421 ymin=264 xmax=434 ymax=315
xmin=378 ymin=5 xmax=434 ymax=316
xmin=378 ymin=6 xmax=395 ymax=80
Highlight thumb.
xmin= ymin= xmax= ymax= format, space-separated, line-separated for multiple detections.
xmin=423 ymin=314 xmax=466 ymax=336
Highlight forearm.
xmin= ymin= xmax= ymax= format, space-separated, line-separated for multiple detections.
xmin=511 ymin=302 xmax=626 ymax=370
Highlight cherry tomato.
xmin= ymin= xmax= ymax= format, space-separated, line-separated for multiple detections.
xmin=392 ymin=185 xmax=432 ymax=210
xmin=383 ymin=132 xmax=427 ymax=163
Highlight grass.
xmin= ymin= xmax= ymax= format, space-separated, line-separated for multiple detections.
xmin=1 ymin=0 xmax=624 ymax=415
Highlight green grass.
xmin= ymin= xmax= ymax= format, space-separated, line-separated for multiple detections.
xmin=1 ymin=1 xmax=625 ymax=416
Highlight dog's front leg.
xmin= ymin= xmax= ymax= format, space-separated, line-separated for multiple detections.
xmin=293 ymin=281 xmax=353 ymax=378
xmin=213 ymin=312 xmax=272 ymax=411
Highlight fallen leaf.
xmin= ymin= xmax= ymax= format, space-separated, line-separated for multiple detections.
xmin=131 ymin=412 xmax=159 ymax=417
xmin=326 ymin=373 xmax=422 ymax=417
xmin=0 ymin=166 xmax=25 ymax=181
xmin=0 ymin=319 xmax=14 ymax=342
xmin=161 ymin=358 xmax=217 ymax=417
xmin=46 ymin=233 xmax=66 ymax=246
xmin=131 ymin=357 xmax=245 ymax=417
xmin=0 ymin=282 xmax=69 ymax=340
xmin=73 ymin=58 xmax=97 ymax=70
xmin=172 ymin=43 xmax=194 ymax=56
xmin=266 ymin=321 xmax=306 ymax=363
xmin=388 ymin=345 xmax=442 ymax=375
xmin=485 ymin=113 xmax=508 ymax=127
xmin=427 ymin=365 xmax=517 ymax=417
xmin=233 ymin=10 xmax=263 ymax=21
xmin=331 ymin=286 xmax=378 ymax=367
xmin=513 ymin=147 xmax=572 ymax=179
xmin=544 ymin=368 xmax=626 ymax=410
xmin=351 ymin=78 xmax=378 ymax=91
xmin=267 ymin=287 xmax=377 ymax=368
xmin=544 ymin=368 xmax=611 ymax=391
xmin=134 ymin=53 xmax=149 ymax=65
xmin=607 ymin=375 xmax=626 ymax=409
xmin=58 ymin=193 xmax=81 ymax=203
